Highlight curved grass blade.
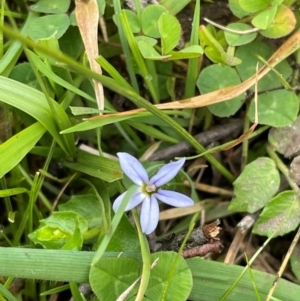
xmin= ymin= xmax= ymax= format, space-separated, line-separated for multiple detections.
xmin=0 ymin=76 xmax=75 ymax=156
xmin=0 ymin=122 xmax=45 ymax=178
xmin=0 ymin=24 xmax=234 ymax=181
xmin=0 ymin=283 xmax=19 ymax=301
xmin=0 ymin=13 xmax=38 ymax=76
xmin=26 ymin=49 xmax=96 ymax=103
xmin=60 ymin=112 xmax=150 ymax=133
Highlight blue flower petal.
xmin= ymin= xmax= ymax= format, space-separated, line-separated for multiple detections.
xmin=149 ymin=158 xmax=185 ymax=187
xmin=117 ymin=152 xmax=149 ymax=185
xmin=113 ymin=188 xmax=146 ymax=212
xmin=154 ymin=189 xmax=194 ymax=207
xmin=140 ymin=195 xmax=159 ymax=234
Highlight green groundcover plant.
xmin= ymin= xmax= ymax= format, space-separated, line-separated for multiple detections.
xmin=1 ymin=0 xmax=300 ymax=300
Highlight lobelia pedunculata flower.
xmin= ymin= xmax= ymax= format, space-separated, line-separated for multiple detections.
xmin=113 ymin=152 xmax=194 ymax=234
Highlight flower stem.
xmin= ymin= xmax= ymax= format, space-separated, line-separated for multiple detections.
xmin=132 ymin=209 xmax=151 ymax=301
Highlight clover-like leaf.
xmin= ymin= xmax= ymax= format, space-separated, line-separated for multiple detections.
xmin=229 ymin=157 xmax=280 ymax=213
xmin=253 ymin=191 xmax=300 ymax=237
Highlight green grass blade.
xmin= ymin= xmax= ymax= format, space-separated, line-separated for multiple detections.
xmin=0 ymin=283 xmax=19 ymax=301
xmin=26 ymin=49 xmax=96 ymax=103
xmin=91 ymin=185 xmax=137 ymax=266
xmin=96 ymin=55 xmax=134 ymax=91
xmin=0 ymin=12 xmax=38 ymax=76
xmin=120 ymin=10 xmax=160 ymax=103
xmin=60 ymin=112 xmax=150 ymax=133
xmin=0 ymin=76 xmax=75 ymax=156
xmin=0 ymin=24 xmax=234 ymax=181
xmin=0 ymin=122 xmax=45 ymax=178
xmin=0 ymin=187 xmax=28 ymax=197
xmin=112 ymin=0 xmax=139 ymax=92
xmin=184 ymin=0 xmax=201 ymax=98
xmin=63 ymin=150 xmax=122 ymax=183
xmin=0 ymin=247 xmax=299 ymax=300
xmin=127 ymin=120 xmax=179 ymax=143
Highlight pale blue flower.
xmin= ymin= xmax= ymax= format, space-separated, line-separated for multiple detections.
xmin=113 ymin=152 xmax=194 ymax=234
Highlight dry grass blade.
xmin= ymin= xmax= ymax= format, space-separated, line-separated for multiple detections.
xmin=88 ymin=29 xmax=300 ymax=120
xmin=75 ymin=0 xmax=104 ymax=112
xmin=159 ymin=202 xmax=204 ymax=220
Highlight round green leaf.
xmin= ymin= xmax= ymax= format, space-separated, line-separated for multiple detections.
xmin=145 ymin=252 xmax=192 ymax=301
xmin=248 ymin=89 xmax=299 ymax=127
xmin=228 ymin=0 xmax=249 ymax=18
xmin=224 ymin=23 xmax=257 ymax=46
xmin=30 ymin=0 xmax=70 ymax=14
xmin=253 ymin=191 xmax=300 ymax=237
xmin=197 ymin=64 xmax=244 ymax=117
xmin=113 ymin=9 xmax=140 ymax=33
xmin=9 ymin=63 xmax=40 ymax=90
xmin=90 ymin=257 xmax=141 ymax=301
xmin=229 ymin=157 xmax=280 ymax=213
xmin=141 ymin=5 xmax=168 ymax=38
xmin=238 ymin=0 xmax=273 ymax=13
xmin=28 ymin=14 xmax=70 ymax=41
xmin=135 ymin=36 xmax=157 ymax=46
xmin=268 ymin=115 xmax=300 ymax=158
xmin=251 ymin=3 xmax=277 ymax=29
xmin=59 ymin=26 xmax=83 ymax=59
xmin=178 ymin=45 xmax=203 ymax=55
xmin=138 ymin=40 xmax=170 ymax=60
xmin=28 ymin=212 xmax=88 ymax=249
xmin=59 ymin=194 xmax=102 ymax=229
xmin=260 ymin=4 xmax=296 ymax=38
xmin=158 ymin=13 xmax=181 ymax=54
xmin=107 ymin=216 xmax=140 ymax=252
xmin=169 ymin=45 xmax=203 ymax=60
xmin=235 ymin=41 xmax=292 ymax=92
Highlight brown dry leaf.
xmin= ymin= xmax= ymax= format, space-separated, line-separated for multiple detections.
xmin=159 ymin=202 xmax=204 ymax=220
xmin=75 ymin=0 xmax=104 ymax=112
xmin=87 ymin=29 xmax=300 ymax=120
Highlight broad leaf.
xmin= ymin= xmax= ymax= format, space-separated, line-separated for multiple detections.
xmin=251 ymin=3 xmax=277 ymax=29
xmin=141 ymin=5 xmax=168 ymax=38
xmin=260 ymin=5 xmax=296 ymax=38
xmin=253 ymin=191 xmax=300 ymax=237
xmin=90 ymin=257 xmax=141 ymax=301
xmin=106 ymin=216 xmax=140 ymax=252
xmin=197 ymin=64 xmax=244 ymax=117
xmin=30 ymin=0 xmax=70 ymax=14
xmin=248 ymin=89 xmax=299 ymax=127
xmin=224 ymin=23 xmax=257 ymax=46
xmin=158 ymin=13 xmax=181 ymax=54
xmin=145 ymin=252 xmax=192 ymax=301
xmin=235 ymin=41 xmax=292 ymax=92
xmin=229 ymin=157 xmax=280 ymax=213
xmin=268 ymin=115 xmax=300 ymax=158
xmin=28 ymin=14 xmax=70 ymax=41
xmin=29 ymin=212 xmax=88 ymax=249
xmin=238 ymin=0 xmax=273 ymax=13
xmin=59 ymin=194 xmax=102 ymax=229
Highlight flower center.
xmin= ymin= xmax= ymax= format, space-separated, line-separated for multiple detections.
xmin=145 ymin=183 xmax=156 ymax=193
